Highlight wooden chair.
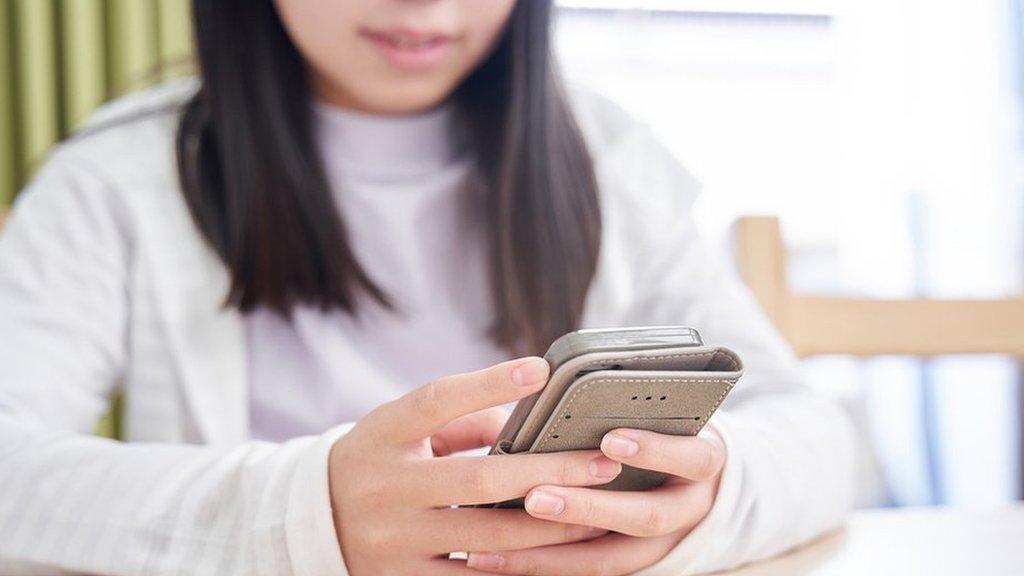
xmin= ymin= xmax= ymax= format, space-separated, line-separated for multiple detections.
xmin=733 ymin=216 xmax=1024 ymax=358
xmin=734 ymin=216 xmax=1024 ymax=502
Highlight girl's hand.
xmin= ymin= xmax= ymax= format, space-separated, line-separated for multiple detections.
xmin=328 ymin=357 xmax=622 ymax=576
xmin=466 ymin=429 xmax=727 ymax=575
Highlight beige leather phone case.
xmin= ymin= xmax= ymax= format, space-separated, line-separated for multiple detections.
xmin=490 ymin=346 xmax=742 ymax=506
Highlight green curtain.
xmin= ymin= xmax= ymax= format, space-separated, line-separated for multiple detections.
xmin=0 ymin=0 xmax=192 ymax=207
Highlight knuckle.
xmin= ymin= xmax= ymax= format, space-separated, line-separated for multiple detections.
xmin=359 ymin=525 xmax=401 ymax=553
xmin=484 ymin=363 xmax=511 ymax=391
xmin=342 ymin=467 xmax=390 ymax=509
xmin=563 ymin=521 xmax=590 ymax=543
xmin=365 ymin=399 xmax=404 ymax=437
xmin=694 ymin=440 xmax=724 ymax=480
xmin=485 ymin=519 xmax=515 ymax=545
xmin=558 ymin=455 xmax=581 ymax=485
xmin=346 ymin=414 xmax=381 ymax=443
xmin=412 ymin=380 xmax=446 ymax=421
xmin=357 ymin=481 xmax=391 ymax=509
xmin=333 ymin=457 xmax=380 ymax=500
xmin=465 ymin=463 xmax=499 ymax=496
xmin=590 ymin=559 xmax=622 ymax=576
xmin=575 ymin=493 xmax=599 ymax=525
xmin=640 ymin=504 xmax=671 ymax=536
xmin=509 ymin=556 xmax=544 ymax=576
xmin=446 ymin=515 xmax=476 ymax=546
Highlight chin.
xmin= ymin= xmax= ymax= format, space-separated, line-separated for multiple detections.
xmin=347 ymin=79 xmax=459 ymax=116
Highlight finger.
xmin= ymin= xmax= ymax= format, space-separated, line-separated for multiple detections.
xmin=411 ymin=451 xmax=621 ymax=506
xmin=465 ymin=532 xmax=678 ymax=575
xmin=417 ymin=508 xmax=606 ymax=553
xmin=431 ymin=408 xmax=509 ymax=456
xmin=600 ymin=429 xmax=725 ymax=481
xmin=521 ymin=482 xmax=714 ymax=537
xmin=367 ymin=357 xmax=549 ymax=443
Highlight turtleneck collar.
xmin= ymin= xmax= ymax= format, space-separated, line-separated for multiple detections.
xmin=312 ymin=99 xmax=466 ymax=180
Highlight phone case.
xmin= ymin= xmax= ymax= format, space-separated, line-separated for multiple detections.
xmin=489 ymin=345 xmax=742 ymax=507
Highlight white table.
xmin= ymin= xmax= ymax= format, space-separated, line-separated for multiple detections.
xmin=720 ymin=505 xmax=1024 ymax=575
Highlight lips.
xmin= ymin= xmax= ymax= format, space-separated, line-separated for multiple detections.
xmin=363 ymin=28 xmax=451 ymax=49
xmin=360 ymin=28 xmax=456 ymax=70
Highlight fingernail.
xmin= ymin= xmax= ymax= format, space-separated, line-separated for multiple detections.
xmin=589 ymin=456 xmax=621 ymax=479
xmin=512 ymin=357 xmax=548 ymax=387
xmin=586 ymin=526 xmax=608 ymax=537
xmin=467 ymin=552 xmax=505 ymax=571
xmin=602 ymin=433 xmax=640 ymax=458
xmin=525 ymin=490 xmax=565 ymax=515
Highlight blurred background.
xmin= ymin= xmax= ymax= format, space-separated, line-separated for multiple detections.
xmin=0 ymin=0 xmax=1021 ymax=509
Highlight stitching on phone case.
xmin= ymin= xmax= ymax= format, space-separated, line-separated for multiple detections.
xmin=566 ymin=350 xmax=739 ymax=374
xmin=538 ymin=381 xmax=596 ymax=450
xmin=705 ymin=381 xmax=734 ymax=422
xmin=537 ymin=377 xmax=735 ymax=451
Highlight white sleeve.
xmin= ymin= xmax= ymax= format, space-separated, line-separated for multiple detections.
xmin=619 ymin=136 xmax=856 ymax=575
xmin=0 ymin=150 xmax=351 ymax=576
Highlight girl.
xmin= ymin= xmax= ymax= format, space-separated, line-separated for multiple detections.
xmin=0 ymin=1 xmax=854 ymax=574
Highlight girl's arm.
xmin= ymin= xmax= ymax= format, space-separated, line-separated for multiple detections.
xmin=0 ymin=152 xmax=347 ymax=576
xmin=0 ymin=149 xmax=619 ymax=576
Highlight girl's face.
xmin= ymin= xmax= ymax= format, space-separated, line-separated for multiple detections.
xmin=274 ymin=0 xmax=517 ymax=115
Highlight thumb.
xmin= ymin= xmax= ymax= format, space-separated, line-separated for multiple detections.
xmin=430 ymin=407 xmax=509 ymax=456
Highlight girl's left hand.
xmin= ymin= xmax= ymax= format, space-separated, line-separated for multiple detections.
xmin=466 ymin=428 xmax=726 ymax=575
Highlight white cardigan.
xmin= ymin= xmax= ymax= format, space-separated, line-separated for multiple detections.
xmin=0 ymin=80 xmax=855 ymax=575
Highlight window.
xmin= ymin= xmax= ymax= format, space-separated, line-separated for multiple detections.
xmin=556 ymin=0 xmax=1024 ymax=507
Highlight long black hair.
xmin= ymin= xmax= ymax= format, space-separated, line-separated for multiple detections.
xmin=178 ymin=0 xmax=601 ymax=355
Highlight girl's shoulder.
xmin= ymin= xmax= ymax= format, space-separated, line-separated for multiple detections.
xmin=563 ymin=83 xmax=645 ymax=155
xmin=47 ymin=79 xmax=198 ymax=190
xmin=12 ymin=81 xmax=201 ymax=261
xmin=79 ymin=78 xmax=199 ymax=133
xmin=565 ymin=84 xmax=702 ymax=228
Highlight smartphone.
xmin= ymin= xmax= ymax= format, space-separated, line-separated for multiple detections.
xmin=487 ymin=326 xmax=742 ymax=506
xmin=546 ymin=326 xmax=703 ymax=374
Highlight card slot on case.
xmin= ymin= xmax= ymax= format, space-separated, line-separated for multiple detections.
xmin=529 ymin=370 xmax=735 ymax=454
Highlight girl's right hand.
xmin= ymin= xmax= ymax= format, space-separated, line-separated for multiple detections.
xmin=328 ymin=357 xmax=622 ymax=575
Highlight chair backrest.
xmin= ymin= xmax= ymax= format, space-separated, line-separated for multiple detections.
xmin=733 ymin=216 xmax=1024 ymax=358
